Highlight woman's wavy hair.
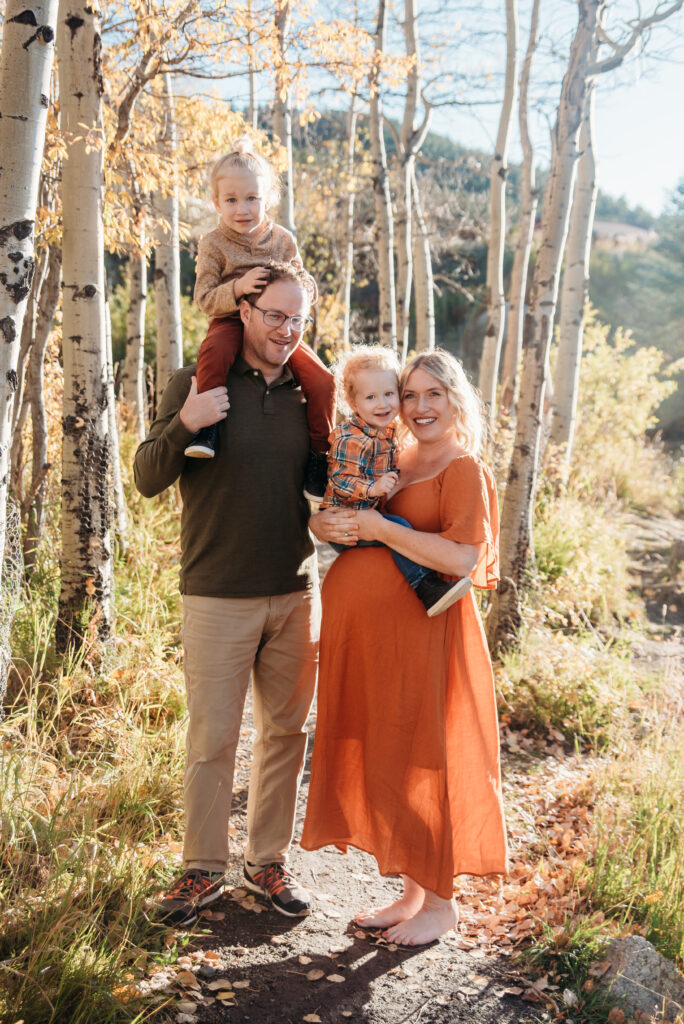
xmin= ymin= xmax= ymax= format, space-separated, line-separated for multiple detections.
xmin=399 ymin=349 xmax=485 ymax=456
xmin=209 ymin=136 xmax=280 ymax=209
xmin=333 ymin=344 xmax=401 ymax=414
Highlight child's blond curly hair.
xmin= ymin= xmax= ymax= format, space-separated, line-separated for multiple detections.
xmin=209 ymin=136 xmax=280 ymax=208
xmin=333 ymin=345 xmax=401 ymax=414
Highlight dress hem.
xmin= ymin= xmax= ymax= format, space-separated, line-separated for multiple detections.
xmin=300 ymin=836 xmax=508 ymax=901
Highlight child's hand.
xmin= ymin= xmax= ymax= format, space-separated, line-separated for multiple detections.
xmin=368 ymin=472 xmax=399 ymax=498
xmin=180 ymin=376 xmax=230 ymax=433
xmin=234 ymin=266 xmax=270 ymax=298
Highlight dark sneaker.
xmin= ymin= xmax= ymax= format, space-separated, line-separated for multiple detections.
xmin=155 ymin=868 xmax=225 ymax=927
xmin=415 ymin=573 xmax=473 ymax=617
xmin=303 ymin=450 xmax=328 ymax=502
xmin=185 ymin=422 xmax=218 ymax=459
xmin=243 ymin=858 xmax=312 ymax=918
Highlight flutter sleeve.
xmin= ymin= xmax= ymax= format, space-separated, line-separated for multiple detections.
xmin=438 ymin=455 xmax=499 ymax=589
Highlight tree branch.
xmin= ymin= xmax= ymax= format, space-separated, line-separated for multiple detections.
xmin=589 ymin=0 xmax=684 ymax=75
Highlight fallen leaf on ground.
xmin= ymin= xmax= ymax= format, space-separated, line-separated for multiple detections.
xmin=298 ymin=955 xmax=313 ymax=964
xmin=206 ymin=979 xmax=233 ymax=991
xmin=176 ymin=1000 xmax=199 ymax=1013
xmin=327 ymin=974 xmax=345 ymax=983
xmin=302 ymin=1016 xmax=322 ymax=1023
xmin=306 ymin=969 xmax=325 ymax=981
xmin=232 ymin=980 xmax=250 ymax=989
xmin=270 ymin=934 xmax=288 ymax=945
xmin=176 ymin=971 xmax=200 ymax=988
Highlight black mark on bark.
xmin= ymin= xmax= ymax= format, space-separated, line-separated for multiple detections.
xmin=0 ymin=317 xmax=16 ymax=343
xmin=7 ymin=368 xmax=19 ymax=391
xmin=0 ymin=220 xmax=32 ymax=246
xmin=74 ymin=284 xmax=97 ymax=299
xmin=41 ymin=93 xmax=49 ymax=107
xmin=9 ymin=10 xmax=38 ymax=25
xmin=65 ymin=15 xmax=84 ymax=38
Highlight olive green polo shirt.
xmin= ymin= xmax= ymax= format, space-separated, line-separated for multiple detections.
xmin=134 ymin=357 xmax=317 ymax=597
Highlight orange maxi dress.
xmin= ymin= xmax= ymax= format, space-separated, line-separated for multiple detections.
xmin=301 ymin=455 xmax=508 ymax=899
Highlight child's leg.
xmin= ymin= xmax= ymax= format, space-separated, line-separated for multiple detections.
xmin=196 ymin=317 xmax=243 ymax=393
xmin=380 ymin=513 xmax=473 ymax=616
xmin=185 ymin=319 xmax=243 ymax=459
xmin=288 ymin=343 xmax=336 ymax=453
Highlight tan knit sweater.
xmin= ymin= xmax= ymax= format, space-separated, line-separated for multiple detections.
xmin=194 ymin=217 xmax=303 ymax=318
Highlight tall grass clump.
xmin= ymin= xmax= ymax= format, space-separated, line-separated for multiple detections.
xmin=1 ymin=437 xmax=189 ymax=1023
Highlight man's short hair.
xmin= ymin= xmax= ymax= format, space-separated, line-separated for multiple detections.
xmin=248 ymin=262 xmax=316 ymax=306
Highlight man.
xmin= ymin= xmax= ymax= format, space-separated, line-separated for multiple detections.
xmin=134 ymin=264 xmax=350 ymax=927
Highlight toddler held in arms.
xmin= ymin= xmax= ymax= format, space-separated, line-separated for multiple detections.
xmin=323 ymin=346 xmax=472 ymax=617
xmin=187 ymin=136 xmax=335 ymax=500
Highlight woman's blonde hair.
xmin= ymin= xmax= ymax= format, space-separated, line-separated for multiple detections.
xmin=399 ymin=349 xmax=485 ymax=455
xmin=209 ymin=136 xmax=280 ymax=208
xmin=334 ymin=344 xmax=400 ymax=412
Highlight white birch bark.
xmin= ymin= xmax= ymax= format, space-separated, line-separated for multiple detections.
xmin=154 ymin=73 xmax=183 ymax=396
xmin=396 ymin=0 xmax=419 ymax=361
xmin=501 ymin=0 xmax=541 ymax=412
xmin=550 ymin=83 xmax=597 ymax=460
xmin=0 ymin=0 xmax=57 ymax=584
xmin=24 ymin=242 xmax=60 ymax=571
xmin=369 ymin=0 xmax=397 ymax=350
xmin=57 ymin=0 xmax=111 ymax=650
xmin=339 ymin=95 xmax=358 ymax=349
xmin=105 ymin=300 xmax=129 ymax=555
xmin=478 ymin=0 xmax=518 ymax=416
xmin=121 ymin=231 xmax=147 ymax=438
xmin=411 ymin=164 xmax=435 ymax=352
xmin=273 ymin=0 xmax=296 ymax=236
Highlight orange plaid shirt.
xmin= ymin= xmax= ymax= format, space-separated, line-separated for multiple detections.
xmin=321 ymin=414 xmax=398 ymax=509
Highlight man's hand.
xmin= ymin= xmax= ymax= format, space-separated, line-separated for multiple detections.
xmin=179 ymin=376 xmax=230 ymax=434
xmin=234 ymin=266 xmax=270 ymax=299
xmin=368 ymin=472 xmax=399 ymax=499
xmin=309 ymin=507 xmax=359 ymax=546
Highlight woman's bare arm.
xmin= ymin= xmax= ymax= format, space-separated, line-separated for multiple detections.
xmin=355 ymin=509 xmax=482 ymax=577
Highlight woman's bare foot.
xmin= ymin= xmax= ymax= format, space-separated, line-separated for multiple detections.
xmin=353 ymin=875 xmax=425 ymax=930
xmin=383 ymin=890 xmax=458 ymax=946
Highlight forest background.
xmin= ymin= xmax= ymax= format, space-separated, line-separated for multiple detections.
xmin=0 ymin=1 xmax=682 ymax=1022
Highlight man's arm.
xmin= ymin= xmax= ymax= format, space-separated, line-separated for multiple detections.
xmin=133 ymin=369 xmax=196 ymax=497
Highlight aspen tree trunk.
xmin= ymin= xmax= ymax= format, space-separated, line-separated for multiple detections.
xmin=395 ymin=0 xmax=419 ymax=361
xmin=411 ymin=164 xmax=435 ymax=352
xmin=57 ymin=0 xmax=112 ymax=650
xmin=154 ymin=73 xmax=183 ymax=396
xmin=550 ymin=83 xmax=597 ymax=461
xmin=121 ymin=231 xmax=147 ymax=438
xmin=487 ymin=0 xmax=598 ymax=653
xmin=339 ymin=95 xmax=358 ymax=349
xmin=501 ymin=0 xmax=541 ymax=412
xmin=24 ymin=242 xmax=60 ymax=571
xmin=0 ymin=0 xmax=57 ymax=585
xmin=247 ymin=0 xmax=258 ymax=129
xmin=479 ymin=0 xmax=518 ymax=416
xmin=369 ymin=0 xmax=397 ymax=350
xmin=273 ymin=0 xmax=296 ymax=236
xmin=105 ymin=301 xmax=129 ymax=555
xmin=9 ymin=253 xmax=44 ymax=497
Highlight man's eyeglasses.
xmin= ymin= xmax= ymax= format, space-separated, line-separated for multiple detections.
xmin=248 ymin=301 xmax=313 ymax=333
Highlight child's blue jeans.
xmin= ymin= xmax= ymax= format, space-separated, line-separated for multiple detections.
xmin=330 ymin=513 xmax=430 ymax=589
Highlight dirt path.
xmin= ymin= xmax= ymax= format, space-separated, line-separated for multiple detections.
xmin=154 ymin=519 xmax=683 ymax=1024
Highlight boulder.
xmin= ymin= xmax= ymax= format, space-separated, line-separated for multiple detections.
xmin=602 ymin=936 xmax=684 ymax=1022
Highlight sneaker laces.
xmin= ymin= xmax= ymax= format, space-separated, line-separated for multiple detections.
xmin=252 ymin=862 xmax=295 ymax=897
xmin=162 ymin=869 xmax=212 ymax=901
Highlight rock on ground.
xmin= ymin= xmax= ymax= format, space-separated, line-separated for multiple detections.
xmin=603 ymin=936 xmax=684 ymax=1022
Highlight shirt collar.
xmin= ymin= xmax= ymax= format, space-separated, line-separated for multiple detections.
xmin=348 ymin=412 xmax=396 ymax=439
xmin=217 ymin=216 xmax=273 ymax=247
xmin=234 ymin=353 xmax=296 ymax=387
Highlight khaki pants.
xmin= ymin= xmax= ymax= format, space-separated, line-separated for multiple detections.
xmin=181 ymin=589 xmax=320 ymax=873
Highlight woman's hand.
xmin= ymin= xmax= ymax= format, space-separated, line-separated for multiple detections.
xmin=309 ymin=507 xmax=359 ymax=546
xmin=355 ymin=508 xmax=385 ymax=542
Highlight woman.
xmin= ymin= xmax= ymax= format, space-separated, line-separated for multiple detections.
xmin=302 ymin=350 xmax=508 ymax=947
